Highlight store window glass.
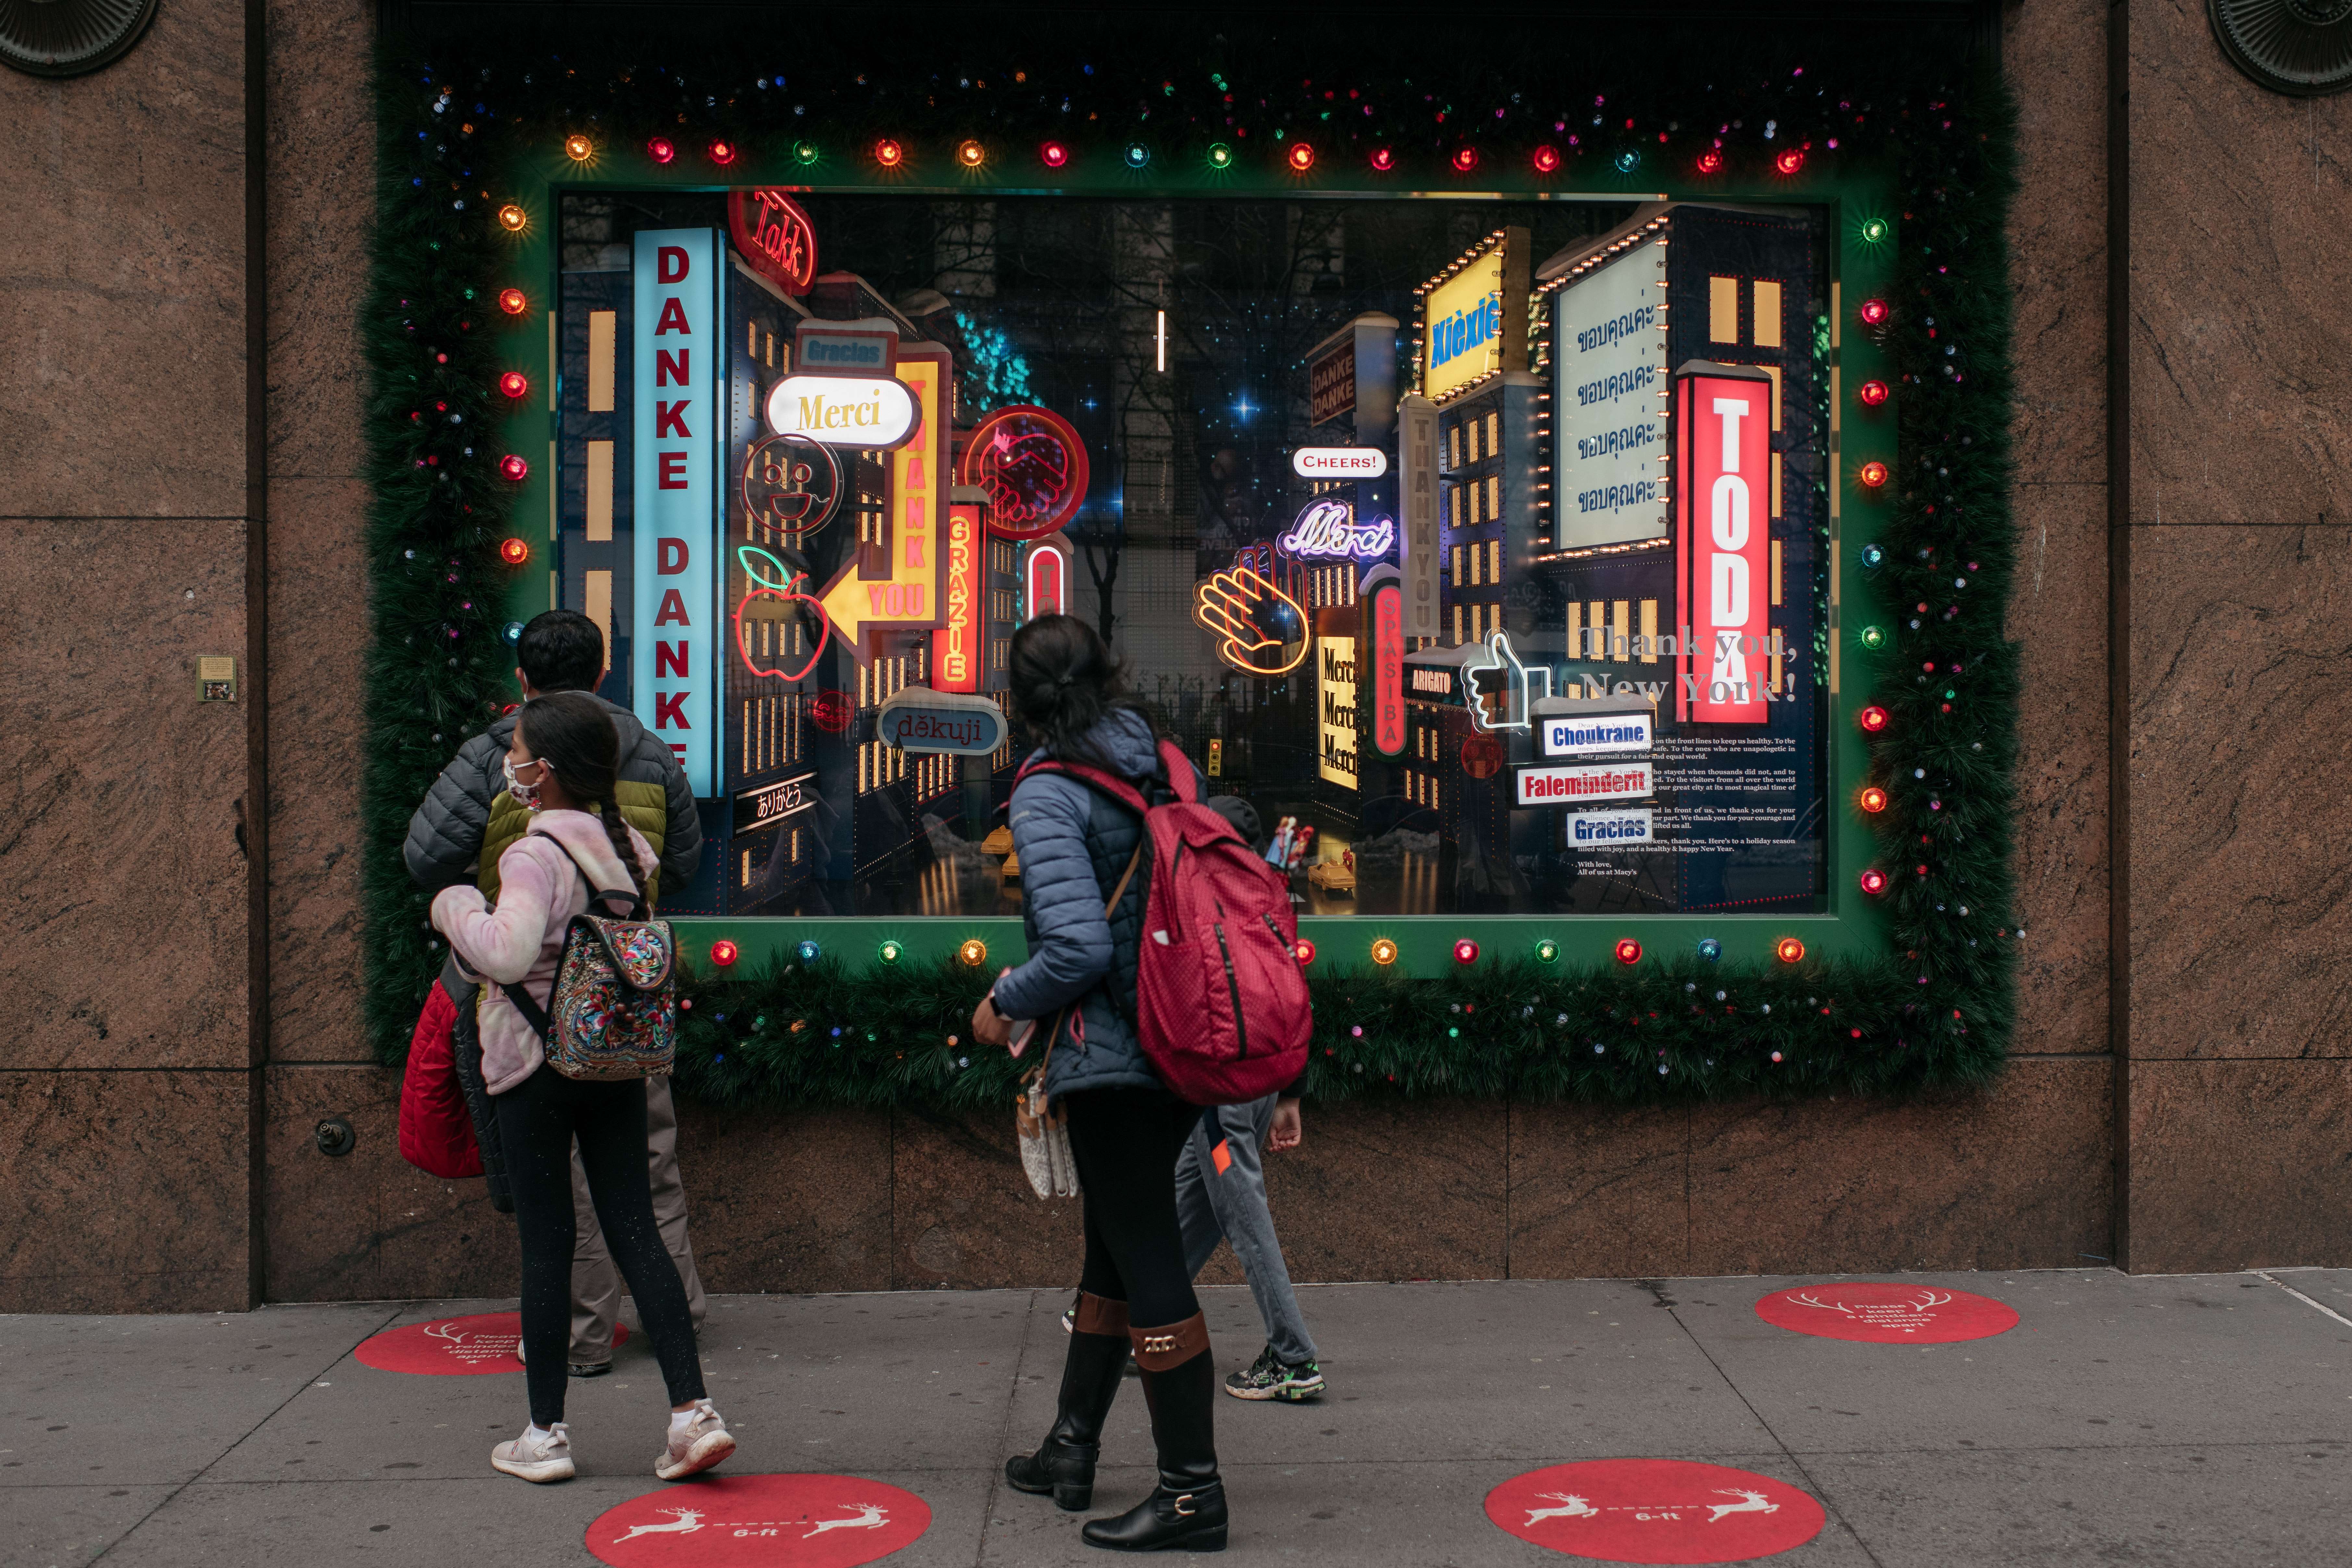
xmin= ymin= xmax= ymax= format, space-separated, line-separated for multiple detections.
xmin=556 ymin=192 xmax=1829 ymax=920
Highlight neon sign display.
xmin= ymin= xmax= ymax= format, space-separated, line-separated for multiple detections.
xmin=1676 ymin=363 xmax=1774 ymax=724
xmin=763 ymin=374 xmax=920 ymax=448
xmin=1370 ymin=583 xmax=1405 ymax=755
xmin=733 ymin=546 xmax=828 ymax=683
xmin=808 ymin=346 xmax=952 ymax=660
xmin=1022 ymin=536 xmax=1070 ymax=622
xmin=932 ymin=502 xmax=982 ymax=693
xmin=959 ymin=405 xmax=1090 ymax=540
xmin=1192 ymin=565 xmax=1308 ymax=676
xmin=739 ymin=431 xmax=842 ymax=535
xmin=1277 ymin=498 xmax=1395 ymax=561
xmin=630 ymin=229 xmax=715 ymax=795
xmin=726 ymin=187 xmax=817 ymax=295
xmin=1461 ymin=628 xmax=1552 ymax=733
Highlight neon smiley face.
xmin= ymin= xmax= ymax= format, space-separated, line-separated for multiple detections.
xmin=740 ymin=432 xmax=844 ymax=535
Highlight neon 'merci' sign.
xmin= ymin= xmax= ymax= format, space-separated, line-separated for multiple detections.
xmin=1277 ymin=498 xmax=1395 ymax=561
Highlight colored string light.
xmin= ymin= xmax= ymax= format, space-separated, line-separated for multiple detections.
xmin=1124 ymin=142 xmax=1151 ymax=168
xmin=498 ymin=537 xmax=530 ymax=565
xmin=563 ymin=134 xmax=593 ymax=162
xmin=1774 ymin=147 xmax=1806 ymax=175
xmin=1039 ymin=140 xmax=1070 ymax=169
xmin=873 ymin=138 xmax=903 ymax=168
xmin=1860 ymin=542 xmax=1886 ymax=569
xmin=1368 ymin=146 xmax=1396 ymax=171
xmin=1775 ymin=937 xmax=1806 ymax=964
xmin=1287 ymin=141 xmax=1315 ymax=172
xmin=1451 ymin=146 xmax=1480 ymax=173
xmin=497 ymin=370 xmax=528 ymax=399
xmin=1696 ymin=937 xmax=1723 ymax=962
xmin=646 ymin=136 xmax=676 ymax=164
xmin=1207 ymin=142 xmax=1233 ymax=169
xmin=1859 ymin=297 xmax=1891 ymax=327
xmin=710 ymin=939 xmax=739 ymax=967
xmin=497 ymin=454 xmax=529 ymax=482
xmin=1858 ymin=786 xmax=1889 ymax=813
xmin=496 ymin=204 xmax=526 ymax=232
xmin=1696 ymin=148 xmax=1724 ymax=175
xmin=1858 ymin=379 xmax=1889 ymax=407
xmin=795 ymin=939 xmax=822 ymax=963
xmin=1613 ymin=148 xmax=1640 ymax=173
xmin=1532 ymin=144 xmax=1561 ymax=173
xmin=792 ymin=140 xmax=819 ymax=165
xmin=1858 ymin=460 xmax=1889 ymax=488
xmin=1614 ymin=938 xmax=1643 ymax=966
xmin=1370 ymin=937 xmax=1398 ymax=966
xmin=1859 ymin=868 xmax=1890 ymax=895
xmin=1859 ymin=624 xmax=1887 ymax=650
xmin=1452 ymin=938 xmax=1479 ymax=965
xmin=957 ymin=139 xmax=986 ymax=168
xmin=708 ymin=138 xmax=739 ymax=166
xmin=1858 ymin=705 xmax=1889 ymax=733
xmin=1860 ymin=216 xmax=1890 ymax=243
xmin=958 ymin=938 xmax=988 ymax=967
xmin=1533 ymin=937 xmax=1560 ymax=963
xmin=876 ymin=939 xmax=903 ymax=964
xmin=497 ymin=287 xmax=527 ymax=315
xmin=1294 ymin=939 xmax=1317 ymax=966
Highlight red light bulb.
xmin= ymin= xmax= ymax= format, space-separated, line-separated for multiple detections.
xmin=1859 ymin=297 xmax=1890 ymax=327
xmin=1858 ymin=461 xmax=1889 ymax=488
xmin=1294 ymin=939 xmax=1317 ymax=967
xmin=646 ymin=136 xmax=676 ymax=165
xmin=1614 ymin=938 xmax=1642 ymax=966
xmin=710 ymin=939 xmax=740 ymax=967
xmin=497 ymin=287 xmax=526 ymax=315
xmin=1039 ymin=140 xmax=1070 ymax=168
xmin=1858 ymin=705 xmax=1889 ymax=733
xmin=1287 ymin=141 xmax=1315 ymax=172
xmin=1858 ymin=786 xmax=1888 ymax=813
xmin=498 ymin=536 xmax=530 ymax=565
xmin=1859 ymin=868 xmax=1890 ymax=895
xmin=1775 ymin=937 xmax=1806 ymax=964
xmin=1532 ymin=144 xmax=1561 ymax=174
xmin=1858 ymin=380 xmax=1889 ymax=407
xmin=1369 ymin=147 xmax=1396 ymax=172
xmin=708 ymin=139 xmax=738 ymax=166
xmin=498 ymin=453 xmax=529 ymax=482
xmin=1451 ymin=146 xmax=1480 ymax=173
xmin=873 ymin=138 xmax=903 ymax=168
xmin=1774 ymin=147 xmax=1806 ymax=176
xmin=1696 ymin=148 xmax=1724 ymax=175
xmin=498 ymin=371 xmax=528 ymax=399
xmin=1452 ymin=938 xmax=1479 ymax=965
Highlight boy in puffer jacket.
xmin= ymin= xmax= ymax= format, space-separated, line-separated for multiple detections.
xmin=402 ymin=610 xmax=707 ymax=1377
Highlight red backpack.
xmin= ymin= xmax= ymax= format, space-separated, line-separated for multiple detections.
xmin=1019 ymin=737 xmax=1312 ymax=1106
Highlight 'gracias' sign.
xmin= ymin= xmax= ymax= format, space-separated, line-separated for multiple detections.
xmin=874 ymin=687 xmax=1008 ymax=756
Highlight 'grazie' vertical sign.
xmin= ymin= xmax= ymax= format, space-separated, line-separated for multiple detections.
xmin=1676 ymin=361 xmax=1773 ymax=725
xmin=633 ymin=230 xmax=717 ymax=796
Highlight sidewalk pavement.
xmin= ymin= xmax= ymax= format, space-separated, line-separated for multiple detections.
xmin=6 ymin=1269 xmax=2351 ymax=1566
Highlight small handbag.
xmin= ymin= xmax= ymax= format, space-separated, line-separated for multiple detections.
xmin=1010 ymin=837 xmax=1145 ymax=1200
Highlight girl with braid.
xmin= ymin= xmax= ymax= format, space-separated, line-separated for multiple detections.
xmin=431 ymin=691 xmax=734 ymax=1486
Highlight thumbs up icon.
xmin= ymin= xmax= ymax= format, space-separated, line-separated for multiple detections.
xmin=1463 ymin=628 xmax=1549 ymax=732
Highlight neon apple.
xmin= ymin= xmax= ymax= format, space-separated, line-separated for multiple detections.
xmin=733 ymin=549 xmax=828 ymax=683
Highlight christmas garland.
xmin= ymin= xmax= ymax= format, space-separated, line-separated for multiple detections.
xmin=362 ymin=16 xmax=2019 ymax=1105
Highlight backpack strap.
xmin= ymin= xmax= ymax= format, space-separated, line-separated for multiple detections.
xmin=1015 ymin=755 xmax=1153 ymax=816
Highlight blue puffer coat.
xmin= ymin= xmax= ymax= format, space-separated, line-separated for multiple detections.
xmin=992 ymin=709 xmax=1200 ymax=1103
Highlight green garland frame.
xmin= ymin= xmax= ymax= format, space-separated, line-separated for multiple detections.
xmin=362 ymin=17 xmax=2019 ymax=1105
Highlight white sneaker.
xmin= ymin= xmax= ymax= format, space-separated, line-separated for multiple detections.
xmin=490 ymin=1422 xmax=575 ymax=1483
xmin=655 ymin=1399 xmax=736 ymax=1481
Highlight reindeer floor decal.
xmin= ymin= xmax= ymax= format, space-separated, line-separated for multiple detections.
xmin=1755 ymin=1282 xmax=2022 ymax=1344
xmin=586 ymin=1474 xmax=930 ymax=1566
xmin=1487 ymin=1460 xmax=1825 ymax=1561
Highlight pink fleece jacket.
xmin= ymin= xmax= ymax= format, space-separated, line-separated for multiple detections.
xmin=429 ymin=809 xmax=655 ymax=1094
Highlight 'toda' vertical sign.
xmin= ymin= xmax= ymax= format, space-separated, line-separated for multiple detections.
xmin=1675 ymin=361 xmax=1773 ymax=725
xmin=633 ymin=229 xmax=717 ymax=795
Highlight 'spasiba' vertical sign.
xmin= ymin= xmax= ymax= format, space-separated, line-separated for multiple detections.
xmin=1676 ymin=361 xmax=1774 ymax=724
xmin=633 ymin=229 xmax=717 ymax=795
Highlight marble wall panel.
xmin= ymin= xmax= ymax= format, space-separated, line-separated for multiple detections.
xmin=2128 ymin=526 xmax=2352 ymax=1058
xmin=2129 ymin=0 xmax=2352 ymax=531
xmin=891 ymin=1106 xmax=1084 ymax=1290
xmin=263 ymin=1063 xmax=396 ymax=1300
xmin=2128 ymin=1059 xmax=2352 ymax=1271
xmin=1685 ymin=1058 xmax=2113 ymax=1274
xmin=2009 ymin=481 xmax=2111 ymax=1054
xmin=0 ymin=0 xmax=249 ymax=519
xmin=1507 ymin=1103 xmax=1691 ymax=1279
xmin=2003 ymin=0 xmax=2110 ymax=483
xmin=673 ymin=1099 xmax=893 ymax=1294
xmin=265 ymin=0 xmax=373 ymax=481
xmin=1265 ymin=1099 xmax=1510 ymax=1283
xmin=265 ymin=479 xmax=372 ymax=1062
xmin=0 ymin=519 xmax=251 ymax=1071
xmin=0 ymin=1069 xmax=253 ymax=1313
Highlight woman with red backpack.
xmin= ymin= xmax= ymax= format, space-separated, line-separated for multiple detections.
xmin=972 ymin=615 xmax=1232 ymax=1553
xmin=430 ymin=692 xmax=733 ymax=1488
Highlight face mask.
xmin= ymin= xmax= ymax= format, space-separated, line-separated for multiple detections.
xmin=502 ymin=757 xmax=543 ymax=809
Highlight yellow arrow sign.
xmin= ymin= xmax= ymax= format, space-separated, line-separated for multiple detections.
xmin=815 ymin=344 xmax=950 ymax=659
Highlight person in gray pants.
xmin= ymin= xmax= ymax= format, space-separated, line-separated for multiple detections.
xmin=1177 ymin=1090 xmax=1325 ymax=1400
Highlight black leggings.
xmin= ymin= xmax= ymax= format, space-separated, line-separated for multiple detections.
xmin=1065 ymin=1087 xmax=1202 ymax=1328
xmin=495 ymin=1068 xmax=705 ymax=1426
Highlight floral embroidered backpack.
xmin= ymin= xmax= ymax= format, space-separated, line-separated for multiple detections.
xmin=499 ymin=832 xmax=679 ymax=1080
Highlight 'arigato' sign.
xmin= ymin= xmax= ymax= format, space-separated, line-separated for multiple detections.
xmin=764 ymin=374 xmax=920 ymax=448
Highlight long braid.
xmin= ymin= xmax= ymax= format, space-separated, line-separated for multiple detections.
xmin=597 ymin=796 xmax=649 ymax=910
xmin=520 ymin=691 xmax=650 ymax=912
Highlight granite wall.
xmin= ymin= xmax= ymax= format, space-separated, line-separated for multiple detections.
xmin=6 ymin=0 xmax=2341 ymax=1310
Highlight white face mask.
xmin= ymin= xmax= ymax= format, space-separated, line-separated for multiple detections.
xmin=502 ymin=757 xmax=545 ymax=809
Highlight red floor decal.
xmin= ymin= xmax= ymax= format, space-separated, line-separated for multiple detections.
xmin=1753 ymin=1283 xmax=2020 ymax=1344
xmin=1487 ymin=1460 xmax=1824 ymax=1563
xmin=587 ymin=1474 xmax=930 ymax=1567
xmin=352 ymin=1311 xmax=627 ymax=1375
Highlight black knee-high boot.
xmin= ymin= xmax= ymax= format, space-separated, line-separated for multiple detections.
xmin=1083 ymin=1314 xmax=1226 ymax=1553
xmin=1007 ymin=1293 xmax=1130 ymax=1510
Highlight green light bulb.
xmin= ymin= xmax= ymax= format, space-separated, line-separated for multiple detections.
xmin=877 ymin=940 xmax=902 ymax=964
xmin=793 ymin=140 xmax=819 ymax=165
xmin=1861 ymin=217 xmax=1890 ymax=243
xmin=1534 ymin=938 xmax=1561 ymax=963
xmin=1207 ymin=142 xmax=1233 ymax=169
xmin=1859 ymin=625 xmax=1888 ymax=650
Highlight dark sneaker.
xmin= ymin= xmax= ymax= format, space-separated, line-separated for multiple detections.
xmin=1224 ymin=1344 xmax=1325 ymax=1402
